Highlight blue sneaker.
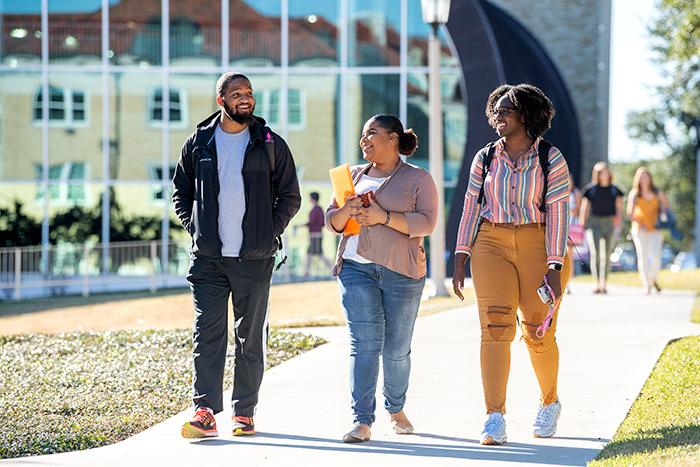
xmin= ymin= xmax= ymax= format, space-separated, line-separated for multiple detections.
xmin=480 ymin=412 xmax=507 ymax=445
xmin=533 ymin=400 xmax=562 ymax=438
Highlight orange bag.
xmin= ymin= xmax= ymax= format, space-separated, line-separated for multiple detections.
xmin=329 ymin=163 xmax=360 ymax=236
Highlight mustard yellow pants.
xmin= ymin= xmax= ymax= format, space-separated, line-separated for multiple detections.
xmin=470 ymin=222 xmax=571 ymax=414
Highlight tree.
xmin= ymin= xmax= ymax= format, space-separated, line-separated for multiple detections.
xmin=626 ymin=0 xmax=700 ymax=247
xmin=1 ymin=192 xmax=181 ymax=248
xmin=0 ymin=201 xmax=42 ymax=247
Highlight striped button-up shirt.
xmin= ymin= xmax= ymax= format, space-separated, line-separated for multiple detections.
xmin=455 ymin=137 xmax=570 ymax=266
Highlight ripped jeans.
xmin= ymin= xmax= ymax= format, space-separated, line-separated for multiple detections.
xmin=470 ymin=222 xmax=571 ymax=414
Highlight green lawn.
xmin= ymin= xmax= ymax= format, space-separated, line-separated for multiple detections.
xmin=589 ymin=336 xmax=700 ymax=466
xmin=0 ymin=329 xmax=325 ymax=459
xmin=573 ymin=269 xmax=700 ymax=323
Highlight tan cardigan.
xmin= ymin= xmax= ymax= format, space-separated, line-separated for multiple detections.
xmin=324 ymin=161 xmax=438 ymax=279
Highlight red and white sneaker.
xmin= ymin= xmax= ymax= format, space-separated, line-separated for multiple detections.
xmin=181 ymin=407 xmax=218 ymax=439
xmin=232 ymin=415 xmax=255 ymax=436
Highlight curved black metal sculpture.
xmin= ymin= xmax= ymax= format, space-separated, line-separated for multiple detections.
xmin=445 ymin=0 xmax=582 ymax=275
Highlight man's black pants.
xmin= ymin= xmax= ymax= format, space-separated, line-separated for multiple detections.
xmin=187 ymin=255 xmax=275 ymax=416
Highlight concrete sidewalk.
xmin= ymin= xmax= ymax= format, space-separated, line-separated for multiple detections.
xmin=5 ymin=284 xmax=697 ymax=466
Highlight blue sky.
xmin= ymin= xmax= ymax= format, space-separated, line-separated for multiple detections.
xmin=608 ymin=0 xmax=664 ymax=162
xmin=2 ymin=0 xmax=665 ymax=162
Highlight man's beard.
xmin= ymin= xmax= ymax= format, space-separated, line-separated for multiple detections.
xmin=222 ymin=101 xmax=254 ymax=124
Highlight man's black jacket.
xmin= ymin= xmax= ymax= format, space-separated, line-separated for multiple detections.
xmin=172 ymin=110 xmax=301 ymax=260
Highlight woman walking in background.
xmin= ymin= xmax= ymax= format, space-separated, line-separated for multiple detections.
xmin=326 ymin=115 xmax=437 ymax=443
xmin=579 ymin=162 xmax=623 ymax=294
xmin=567 ymin=173 xmax=582 ymax=293
xmin=627 ymin=167 xmax=669 ymax=294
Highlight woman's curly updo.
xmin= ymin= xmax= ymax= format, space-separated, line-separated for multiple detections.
xmin=369 ymin=114 xmax=419 ymax=156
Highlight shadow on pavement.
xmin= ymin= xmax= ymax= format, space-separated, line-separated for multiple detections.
xmin=554 ymin=436 xmax=610 ymax=443
xmin=190 ymin=431 xmax=599 ymax=465
xmin=413 ymin=432 xmax=609 ymax=444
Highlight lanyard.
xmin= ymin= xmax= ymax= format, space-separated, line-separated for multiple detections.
xmin=536 ymin=275 xmax=559 ymax=339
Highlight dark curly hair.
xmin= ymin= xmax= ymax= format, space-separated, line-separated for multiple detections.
xmin=485 ymin=84 xmax=555 ymax=138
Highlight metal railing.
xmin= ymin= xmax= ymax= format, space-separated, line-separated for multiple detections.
xmin=0 ymin=240 xmax=190 ymax=300
xmin=0 ymin=230 xmax=336 ymax=301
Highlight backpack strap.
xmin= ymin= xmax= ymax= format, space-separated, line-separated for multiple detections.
xmin=537 ymin=139 xmax=552 ymax=213
xmin=476 ymin=142 xmax=497 ymax=206
xmin=264 ymin=127 xmax=276 ymax=175
xmin=264 ymin=127 xmax=278 ymax=202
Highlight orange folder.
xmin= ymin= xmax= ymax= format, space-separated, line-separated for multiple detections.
xmin=329 ymin=163 xmax=360 ymax=236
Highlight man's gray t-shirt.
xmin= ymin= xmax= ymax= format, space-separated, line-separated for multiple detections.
xmin=215 ymin=124 xmax=250 ymax=257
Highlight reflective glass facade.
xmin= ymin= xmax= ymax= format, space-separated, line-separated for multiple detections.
xmin=0 ymin=0 xmax=466 ymax=256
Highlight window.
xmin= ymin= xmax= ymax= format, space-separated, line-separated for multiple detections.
xmin=32 ymin=86 xmax=87 ymax=126
xmin=148 ymin=87 xmax=186 ymax=127
xmin=148 ymin=164 xmax=176 ymax=200
xmin=255 ymin=89 xmax=277 ymax=125
xmin=35 ymin=162 xmax=88 ymax=205
xmin=288 ymin=89 xmax=304 ymax=127
xmin=254 ymin=89 xmax=305 ymax=129
xmin=170 ymin=19 xmax=205 ymax=60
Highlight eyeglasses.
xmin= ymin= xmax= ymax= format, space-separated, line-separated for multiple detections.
xmin=493 ymin=107 xmax=516 ymax=118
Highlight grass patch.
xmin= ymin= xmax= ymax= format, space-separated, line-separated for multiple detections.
xmin=589 ymin=336 xmax=700 ymax=466
xmin=0 ymin=288 xmax=190 ymax=318
xmin=573 ymin=269 xmax=700 ymax=323
xmin=0 ymin=281 xmax=475 ymax=335
xmin=0 ymin=329 xmax=325 ymax=459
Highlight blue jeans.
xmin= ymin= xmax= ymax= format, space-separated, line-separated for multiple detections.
xmin=338 ymin=260 xmax=425 ymax=426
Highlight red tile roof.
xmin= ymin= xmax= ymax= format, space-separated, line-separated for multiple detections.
xmin=1 ymin=0 xmax=435 ymax=65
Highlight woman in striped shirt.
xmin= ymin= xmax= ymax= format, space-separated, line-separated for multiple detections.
xmin=452 ymin=84 xmax=571 ymax=445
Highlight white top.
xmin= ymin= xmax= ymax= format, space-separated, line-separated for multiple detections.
xmin=342 ymin=174 xmax=386 ymax=264
xmin=215 ymin=124 xmax=250 ymax=257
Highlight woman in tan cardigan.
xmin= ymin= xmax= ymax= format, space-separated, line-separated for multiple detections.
xmin=325 ymin=114 xmax=438 ymax=443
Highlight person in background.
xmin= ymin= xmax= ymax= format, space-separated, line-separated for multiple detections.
xmin=326 ymin=114 xmax=437 ymax=443
xmin=302 ymin=192 xmax=333 ymax=277
xmin=567 ymin=173 xmax=582 ymax=293
xmin=626 ymin=167 xmax=669 ymax=294
xmin=578 ymin=162 xmax=623 ymax=294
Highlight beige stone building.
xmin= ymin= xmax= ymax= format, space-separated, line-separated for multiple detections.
xmin=486 ymin=0 xmax=611 ymax=180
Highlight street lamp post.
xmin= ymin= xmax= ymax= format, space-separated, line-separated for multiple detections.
xmin=422 ymin=0 xmax=451 ymax=296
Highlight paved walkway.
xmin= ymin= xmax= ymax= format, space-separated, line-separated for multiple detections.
xmin=5 ymin=284 xmax=698 ymax=466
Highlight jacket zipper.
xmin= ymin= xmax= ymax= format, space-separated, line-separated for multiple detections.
xmin=238 ymin=139 xmax=253 ymax=260
xmin=206 ymin=135 xmax=224 ymax=262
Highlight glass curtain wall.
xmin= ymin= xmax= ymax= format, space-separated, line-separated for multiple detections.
xmin=0 ymin=0 xmax=466 ymax=273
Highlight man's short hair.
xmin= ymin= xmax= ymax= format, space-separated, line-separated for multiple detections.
xmin=216 ymin=72 xmax=250 ymax=97
xmin=310 ymin=192 xmax=320 ymax=202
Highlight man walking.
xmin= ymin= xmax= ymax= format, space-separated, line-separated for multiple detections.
xmin=301 ymin=192 xmax=333 ymax=277
xmin=173 ymin=72 xmax=301 ymax=438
